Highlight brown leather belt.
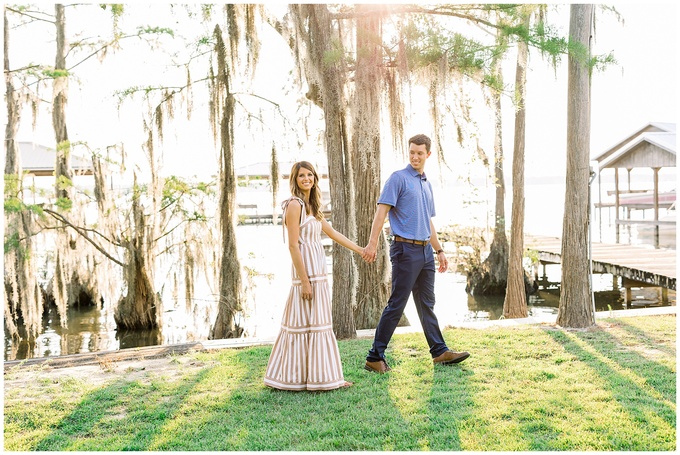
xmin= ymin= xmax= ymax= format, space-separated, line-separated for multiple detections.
xmin=393 ymin=235 xmax=429 ymax=246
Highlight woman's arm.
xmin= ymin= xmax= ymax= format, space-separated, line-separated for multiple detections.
xmin=285 ymin=200 xmax=312 ymax=300
xmin=321 ymin=218 xmax=363 ymax=255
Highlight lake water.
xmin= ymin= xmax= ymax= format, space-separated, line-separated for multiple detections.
xmin=4 ymin=178 xmax=676 ymax=361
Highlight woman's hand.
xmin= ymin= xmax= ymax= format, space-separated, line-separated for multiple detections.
xmin=362 ymin=244 xmax=377 ymax=263
xmin=301 ymin=279 xmax=313 ymax=301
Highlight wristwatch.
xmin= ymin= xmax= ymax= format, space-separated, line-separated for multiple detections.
xmin=435 ymin=249 xmax=444 ymax=255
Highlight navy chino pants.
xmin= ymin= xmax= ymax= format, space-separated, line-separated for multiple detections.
xmin=367 ymin=241 xmax=449 ymax=362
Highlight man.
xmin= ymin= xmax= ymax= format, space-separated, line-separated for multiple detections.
xmin=361 ymin=134 xmax=470 ymax=373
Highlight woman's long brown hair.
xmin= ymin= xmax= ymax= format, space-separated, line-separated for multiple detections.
xmin=289 ymin=161 xmax=323 ymax=220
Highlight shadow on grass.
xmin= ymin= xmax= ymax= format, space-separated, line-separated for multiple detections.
xmin=426 ymin=361 xmax=474 ymax=450
xmin=575 ymin=326 xmax=676 ymax=406
xmin=143 ymin=337 xmax=473 ymax=451
xmin=382 ymin=332 xmax=473 ymax=451
xmin=156 ymin=340 xmax=419 ymax=450
xmin=24 ymin=337 xmax=474 ymax=451
xmin=609 ymin=317 xmax=677 ymax=358
xmin=544 ymin=328 xmax=676 ymax=438
xmin=33 ymin=366 xmax=213 ymax=451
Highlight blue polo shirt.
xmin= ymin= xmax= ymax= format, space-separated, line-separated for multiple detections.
xmin=378 ymin=164 xmax=436 ymax=241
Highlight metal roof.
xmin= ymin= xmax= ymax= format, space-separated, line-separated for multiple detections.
xmin=593 ymin=123 xmax=676 ymax=170
xmin=19 ymin=142 xmax=94 ymax=176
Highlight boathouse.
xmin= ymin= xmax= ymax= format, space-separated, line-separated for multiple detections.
xmin=19 ymin=141 xmax=94 ymax=177
xmin=592 ymin=122 xmax=676 ymax=247
xmin=17 ymin=142 xmax=95 ymax=205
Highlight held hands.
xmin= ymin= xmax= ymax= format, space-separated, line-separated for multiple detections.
xmin=361 ymin=243 xmax=377 ymax=263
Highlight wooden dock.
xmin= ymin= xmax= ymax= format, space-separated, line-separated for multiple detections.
xmin=525 ymin=235 xmax=676 ymax=291
xmin=236 ymin=203 xmax=332 ymax=225
xmin=236 ymin=204 xmax=281 ymax=225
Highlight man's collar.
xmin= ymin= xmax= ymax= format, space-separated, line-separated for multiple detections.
xmin=406 ymin=164 xmax=427 ymax=181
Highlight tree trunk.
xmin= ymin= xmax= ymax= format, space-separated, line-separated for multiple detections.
xmin=50 ymin=4 xmax=99 ymax=328
xmin=90 ymin=155 xmax=124 ymax=308
xmin=326 ymin=111 xmax=357 ymax=340
xmin=4 ymin=8 xmax=21 ymax=178
xmin=270 ymin=144 xmax=279 ymax=216
xmin=351 ymin=5 xmax=391 ymax=331
xmin=113 ymin=141 xmax=164 ymax=331
xmin=4 ymin=211 xmax=42 ymax=341
xmin=503 ymin=13 xmax=530 ymax=319
xmin=557 ymin=4 xmax=595 ymax=328
xmin=50 ymin=4 xmax=75 ymax=326
xmin=52 ymin=4 xmax=72 ymax=202
xmin=467 ymin=41 xmax=508 ymax=295
xmin=297 ymin=5 xmax=358 ymax=339
xmin=210 ymin=23 xmax=243 ymax=339
xmin=3 ymin=7 xmax=42 ymax=341
xmin=114 ymin=175 xmax=162 ymax=331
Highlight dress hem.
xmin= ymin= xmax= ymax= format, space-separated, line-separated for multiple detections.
xmin=263 ymin=378 xmax=347 ymax=391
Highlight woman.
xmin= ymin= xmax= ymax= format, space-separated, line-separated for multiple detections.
xmin=264 ymin=161 xmax=362 ymax=391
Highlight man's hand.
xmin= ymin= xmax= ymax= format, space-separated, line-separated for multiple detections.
xmin=436 ymin=251 xmax=448 ymax=273
xmin=362 ymin=204 xmax=390 ymax=264
xmin=362 ymin=244 xmax=377 ymax=263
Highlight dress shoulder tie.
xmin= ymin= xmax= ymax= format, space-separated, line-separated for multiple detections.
xmin=281 ymin=196 xmax=306 ymax=242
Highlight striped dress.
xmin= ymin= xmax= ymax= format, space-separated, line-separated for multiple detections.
xmin=264 ymin=197 xmax=346 ymax=391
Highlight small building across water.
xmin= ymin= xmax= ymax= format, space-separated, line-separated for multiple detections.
xmin=592 ymin=122 xmax=676 ymax=248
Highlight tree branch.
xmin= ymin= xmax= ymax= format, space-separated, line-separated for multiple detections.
xmin=5 ymin=6 xmax=55 ymax=25
xmin=41 ymin=207 xmax=127 ymax=267
xmin=66 ymin=33 xmax=151 ymax=72
xmin=329 ymin=4 xmax=497 ymax=29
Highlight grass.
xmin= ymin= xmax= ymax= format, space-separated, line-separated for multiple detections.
xmin=4 ymin=315 xmax=676 ymax=451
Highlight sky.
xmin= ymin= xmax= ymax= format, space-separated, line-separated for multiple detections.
xmin=8 ymin=2 xmax=679 ymax=186
xmin=521 ymin=2 xmax=678 ymax=175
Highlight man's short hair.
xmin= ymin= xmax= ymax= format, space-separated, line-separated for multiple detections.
xmin=408 ymin=134 xmax=431 ymax=152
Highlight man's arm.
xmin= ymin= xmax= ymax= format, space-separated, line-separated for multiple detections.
xmin=362 ymin=203 xmax=391 ymax=263
xmin=429 ymin=219 xmax=448 ymax=273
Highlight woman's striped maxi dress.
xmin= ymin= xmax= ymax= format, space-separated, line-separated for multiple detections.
xmin=264 ymin=197 xmax=346 ymax=391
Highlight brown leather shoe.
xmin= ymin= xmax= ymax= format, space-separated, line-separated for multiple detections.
xmin=364 ymin=359 xmax=391 ymax=374
xmin=433 ymin=350 xmax=470 ymax=365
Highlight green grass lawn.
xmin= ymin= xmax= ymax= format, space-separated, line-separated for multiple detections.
xmin=4 ymin=315 xmax=676 ymax=451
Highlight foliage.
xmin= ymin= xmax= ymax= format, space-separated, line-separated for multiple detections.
xmin=41 ymin=68 xmax=70 ymax=79
xmin=500 ymin=17 xmax=616 ymax=71
xmin=524 ymin=248 xmax=541 ymax=266
xmin=54 ymin=197 xmax=73 ymax=211
xmin=162 ymin=176 xmax=215 ymax=208
xmin=3 ymin=198 xmax=44 ymax=217
xmin=399 ymin=15 xmax=495 ymax=77
xmin=3 ymin=315 xmax=675 ymax=451
xmin=4 ymin=232 xmax=22 ymax=256
xmin=441 ymin=225 xmax=539 ymax=279
xmin=55 ymin=175 xmax=73 ymax=192
xmin=390 ymin=4 xmax=616 ymax=100
xmin=99 ymin=4 xmax=124 ymax=16
xmin=3 ymin=198 xmax=24 ymax=214
xmin=439 ymin=224 xmax=488 ymax=275
xmin=137 ymin=26 xmax=175 ymax=38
